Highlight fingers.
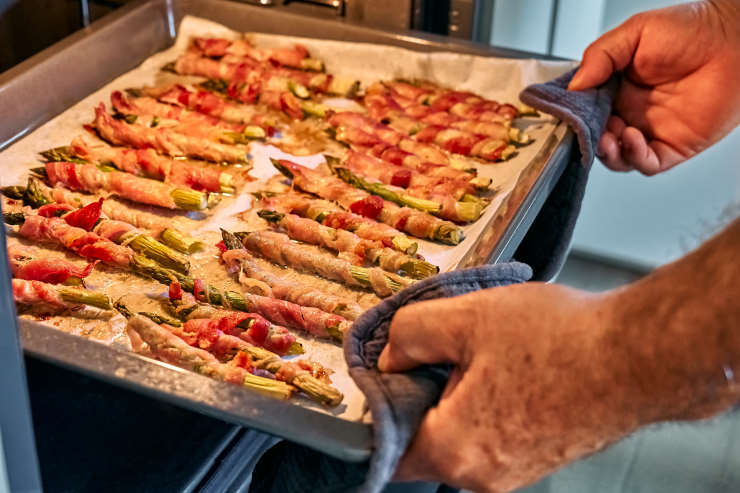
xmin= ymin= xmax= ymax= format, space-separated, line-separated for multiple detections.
xmin=377 ymin=295 xmax=473 ymax=373
xmin=568 ymin=14 xmax=645 ymax=91
xmin=597 ymin=124 xmax=686 ymax=175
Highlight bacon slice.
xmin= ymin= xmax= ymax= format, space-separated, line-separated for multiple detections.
xmin=93 ymin=103 xmax=248 ymax=163
xmin=221 ymin=248 xmax=364 ymax=321
xmin=70 ymin=137 xmax=225 ymax=192
xmin=240 ymin=230 xmax=411 ymax=298
xmin=275 ymin=159 xmax=462 ymax=244
xmin=8 ymin=244 xmax=95 ymax=284
xmin=12 ymin=279 xmax=79 ymax=309
xmin=46 ymin=161 xmax=187 ymax=210
xmin=17 ymin=215 xmax=134 ymax=268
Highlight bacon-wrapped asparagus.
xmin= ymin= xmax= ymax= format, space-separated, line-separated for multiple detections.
xmin=272 ymin=159 xmax=464 ymax=244
xmin=139 ymin=84 xmax=275 ymax=129
xmin=256 ymin=191 xmax=419 ymax=255
xmin=165 ymin=298 xmax=302 ymax=356
xmin=41 ymin=138 xmax=235 ymax=194
xmin=256 ymin=210 xmax=438 ymax=279
xmin=93 ymin=103 xmax=249 ymax=164
xmin=122 ymin=309 xmax=342 ymax=405
xmin=35 ymin=161 xmax=209 ymax=211
xmin=13 ymin=278 xmax=111 ymax=310
xmin=330 ymin=164 xmax=483 ymax=223
xmin=8 ymin=213 xmax=135 ymax=268
xmin=130 ymin=255 xmax=350 ymax=340
xmin=109 ymin=91 xmax=266 ymax=143
xmin=220 ymin=231 xmax=364 ymax=320
xmin=123 ymin=313 xmax=296 ymax=400
xmin=342 ymin=150 xmax=484 ymax=200
xmin=6 ymin=178 xmax=204 ymax=254
xmin=8 ymin=243 xmax=95 ymax=285
xmin=190 ymin=37 xmax=324 ymax=72
xmin=236 ymin=229 xmax=413 ymax=297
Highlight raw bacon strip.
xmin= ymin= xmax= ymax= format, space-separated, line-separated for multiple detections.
xmin=44 ymin=161 xmax=206 ymax=210
xmin=17 ymin=215 xmax=135 ymax=268
xmin=221 ymin=240 xmax=364 ymax=321
xmin=12 ymin=279 xmax=78 ymax=309
xmin=39 ymin=182 xmax=176 ymax=236
xmin=239 ymin=230 xmax=412 ymax=298
xmin=69 ymin=137 xmax=228 ymax=193
xmin=256 ymin=210 xmax=438 ymax=279
xmin=273 ymin=159 xmax=463 ymax=244
xmin=93 ymin=103 xmax=248 ymax=163
xmin=257 ymin=192 xmax=419 ymax=254
xmin=8 ymin=243 xmax=95 ymax=284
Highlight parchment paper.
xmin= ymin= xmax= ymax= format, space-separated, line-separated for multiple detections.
xmin=0 ymin=15 xmax=575 ymax=423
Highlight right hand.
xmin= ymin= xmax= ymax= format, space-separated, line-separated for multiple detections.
xmin=568 ymin=0 xmax=740 ymax=175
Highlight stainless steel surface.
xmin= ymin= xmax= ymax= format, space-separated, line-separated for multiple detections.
xmin=0 ymin=0 xmax=574 ymax=462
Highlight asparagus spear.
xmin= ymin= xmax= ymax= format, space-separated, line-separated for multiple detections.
xmin=331 ymin=165 xmax=483 ymax=223
xmin=55 ymin=285 xmax=112 ymax=310
xmin=257 ymin=210 xmax=438 ymax=279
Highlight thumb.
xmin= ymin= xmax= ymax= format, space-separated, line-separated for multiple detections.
xmin=568 ymin=14 xmax=644 ymax=91
xmin=377 ymin=294 xmax=472 ymax=373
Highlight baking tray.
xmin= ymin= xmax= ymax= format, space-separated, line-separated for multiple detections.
xmin=0 ymin=0 xmax=574 ymax=462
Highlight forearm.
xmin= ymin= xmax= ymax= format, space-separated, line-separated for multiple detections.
xmin=603 ymin=217 xmax=740 ymax=426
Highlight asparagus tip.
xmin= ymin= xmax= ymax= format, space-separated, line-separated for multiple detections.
xmin=256 ymin=209 xmax=284 ymax=223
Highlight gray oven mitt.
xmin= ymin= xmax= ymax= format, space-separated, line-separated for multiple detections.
xmin=514 ymin=68 xmax=619 ymax=281
xmin=346 ymin=262 xmax=534 ymax=492
xmin=248 ymin=68 xmax=619 ymax=493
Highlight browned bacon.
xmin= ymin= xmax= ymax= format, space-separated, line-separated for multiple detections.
xmin=93 ymin=103 xmax=248 ymax=163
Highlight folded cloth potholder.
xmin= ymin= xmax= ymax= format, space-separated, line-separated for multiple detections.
xmin=248 ymin=68 xmax=619 ymax=493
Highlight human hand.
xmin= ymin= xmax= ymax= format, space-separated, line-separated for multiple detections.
xmin=377 ymin=283 xmax=646 ymax=493
xmin=569 ymin=0 xmax=740 ymax=175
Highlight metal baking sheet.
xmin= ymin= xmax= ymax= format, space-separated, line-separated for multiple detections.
xmin=0 ymin=0 xmax=574 ymax=461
